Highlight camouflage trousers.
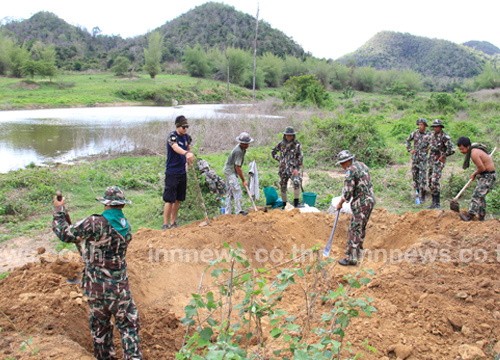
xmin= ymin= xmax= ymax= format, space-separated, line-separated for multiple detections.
xmin=469 ymin=171 xmax=497 ymax=217
xmin=428 ymin=160 xmax=445 ymax=195
xmin=225 ymin=174 xmax=242 ymax=214
xmin=411 ymin=155 xmax=428 ymax=192
xmin=279 ymin=172 xmax=301 ymax=203
xmin=345 ymin=201 xmax=374 ymax=261
xmin=88 ymin=291 xmax=142 ymax=360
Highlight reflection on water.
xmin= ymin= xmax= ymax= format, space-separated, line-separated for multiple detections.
xmin=0 ymin=105 xmax=254 ymax=173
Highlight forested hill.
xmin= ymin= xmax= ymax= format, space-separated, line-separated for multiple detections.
xmin=0 ymin=3 xmax=305 ymax=64
xmin=0 ymin=11 xmax=126 ymax=54
xmin=337 ymin=31 xmax=487 ymax=78
xmin=154 ymin=2 xmax=305 ymax=59
xmin=463 ymin=41 xmax=500 ymax=56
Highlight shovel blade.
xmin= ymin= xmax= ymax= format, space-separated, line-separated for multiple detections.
xmin=450 ymin=200 xmax=460 ymax=212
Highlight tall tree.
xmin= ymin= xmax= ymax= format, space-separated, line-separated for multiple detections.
xmin=144 ymin=31 xmax=163 ymax=79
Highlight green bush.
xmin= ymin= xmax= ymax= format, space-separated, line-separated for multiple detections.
xmin=281 ymin=74 xmax=329 ymax=108
xmin=302 ymin=114 xmax=390 ymax=168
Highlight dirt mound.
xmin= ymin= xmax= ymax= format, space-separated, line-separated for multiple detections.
xmin=1 ymin=208 xmax=499 ymax=359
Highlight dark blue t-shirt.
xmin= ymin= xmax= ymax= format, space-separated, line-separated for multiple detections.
xmin=166 ymin=130 xmax=191 ymax=174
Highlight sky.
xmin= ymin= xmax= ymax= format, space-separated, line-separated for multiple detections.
xmin=2 ymin=0 xmax=500 ymax=60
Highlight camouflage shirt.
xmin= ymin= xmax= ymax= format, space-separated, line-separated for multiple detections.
xmin=406 ymin=129 xmax=431 ymax=154
xmin=52 ymin=206 xmax=133 ymax=299
xmin=428 ymin=130 xmax=455 ymax=162
xmin=271 ymin=137 xmax=303 ymax=176
xmin=342 ymin=161 xmax=375 ymax=208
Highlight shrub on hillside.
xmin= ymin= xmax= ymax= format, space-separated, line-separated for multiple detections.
xmin=302 ymin=114 xmax=390 ymax=168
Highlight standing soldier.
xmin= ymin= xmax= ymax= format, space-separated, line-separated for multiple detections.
xmin=427 ymin=119 xmax=455 ymax=209
xmin=271 ymin=126 xmax=304 ymax=208
xmin=335 ymin=150 xmax=375 ymax=266
xmin=406 ymin=118 xmax=431 ymax=203
xmin=52 ymin=186 xmax=142 ymax=360
xmin=457 ymin=136 xmax=497 ymax=221
xmin=223 ymin=132 xmax=253 ymax=215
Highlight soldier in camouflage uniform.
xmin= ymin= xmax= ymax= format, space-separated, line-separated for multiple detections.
xmin=335 ymin=150 xmax=375 ymax=266
xmin=223 ymin=132 xmax=253 ymax=215
xmin=457 ymin=136 xmax=497 ymax=221
xmin=52 ymin=186 xmax=142 ymax=360
xmin=196 ymin=159 xmax=227 ymax=200
xmin=271 ymin=126 xmax=304 ymax=207
xmin=427 ymin=119 xmax=455 ymax=210
xmin=406 ymin=118 xmax=431 ymax=203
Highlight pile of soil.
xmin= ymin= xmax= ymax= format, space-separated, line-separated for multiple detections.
xmin=1 ymin=208 xmax=499 ymax=359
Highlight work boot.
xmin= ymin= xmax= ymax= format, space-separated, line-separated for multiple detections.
xmin=162 ymin=224 xmax=171 ymax=230
xmin=420 ymin=190 xmax=426 ymax=203
xmin=478 ymin=214 xmax=485 ymax=221
xmin=435 ymin=193 xmax=441 ymax=210
xmin=239 ymin=210 xmax=249 ymax=215
xmin=460 ymin=213 xmax=473 ymax=222
xmin=171 ymin=221 xmax=180 ymax=228
xmin=293 ymin=199 xmax=299 ymax=207
xmin=338 ymin=258 xmax=357 ymax=266
xmin=427 ymin=195 xmax=436 ymax=209
xmin=282 ymin=202 xmax=286 ymax=210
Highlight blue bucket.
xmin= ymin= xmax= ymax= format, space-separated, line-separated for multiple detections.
xmin=302 ymin=192 xmax=317 ymax=206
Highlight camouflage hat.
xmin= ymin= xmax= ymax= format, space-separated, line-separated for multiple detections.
xmin=282 ymin=126 xmax=296 ymax=135
xmin=96 ymin=186 xmax=132 ymax=205
xmin=416 ymin=118 xmax=428 ymax=126
xmin=196 ymin=159 xmax=210 ymax=172
xmin=336 ymin=150 xmax=355 ymax=165
xmin=431 ymin=119 xmax=444 ymax=128
xmin=236 ymin=132 xmax=254 ymax=144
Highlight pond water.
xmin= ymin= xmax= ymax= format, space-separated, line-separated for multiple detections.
xmin=0 ymin=104 xmax=260 ymax=173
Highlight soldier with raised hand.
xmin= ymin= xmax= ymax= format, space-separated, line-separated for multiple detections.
xmin=223 ymin=132 xmax=253 ymax=215
xmin=52 ymin=186 xmax=142 ymax=360
xmin=427 ymin=119 xmax=455 ymax=210
xmin=335 ymin=150 xmax=375 ymax=266
xmin=271 ymin=126 xmax=304 ymax=208
xmin=457 ymin=136 xmax=497 ymax=221
xmin=406 ymin=118 xmax=431 ymax=203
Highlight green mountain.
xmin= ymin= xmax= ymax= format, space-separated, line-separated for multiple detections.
xmin=0 ymin=3 xmax=305 ymax=66
xmin=463 ymin=41 xmax=500 ymax=56
xmin=153 ymin=2 xmax=305 ymax=60
xmin=337 ymin=31 xmax=486 ymax=78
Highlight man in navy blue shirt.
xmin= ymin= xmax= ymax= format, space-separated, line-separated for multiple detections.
xmin=163 ymin=115 xmax=195 ymax=229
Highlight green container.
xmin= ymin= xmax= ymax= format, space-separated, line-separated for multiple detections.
xmin=302 ymin=192 xmax=317 ymax=207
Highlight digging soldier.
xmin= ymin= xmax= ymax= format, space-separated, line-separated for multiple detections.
xmin=223 ymin=132 xmax=253 ymax=215
xmin=427 ymin=119 xmax=455 ymax=210
xmin=52 ymin=186 xmax=142 ymax=360
xmin=197 ymin=159 xmax=227 ymax=200
xmin=335 ymin=150 xmax=375 ymax=266
xmin=406 ymin=117 xmax=431 ymax=203
xmin=457 ymin=137 xmax=497 ymax=221
xmin=271 ymin=126 xmax=304 ymax=208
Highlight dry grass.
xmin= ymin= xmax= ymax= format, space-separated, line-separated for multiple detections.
xmin=470 ymin=89 xmax=500 ymax=102
xmin=88 ymin=100 xmax=325 ymax=156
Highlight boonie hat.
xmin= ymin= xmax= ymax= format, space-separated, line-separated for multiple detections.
xmin=336 ymin=150 xmax=355 ymax=165
xmin=96 ymin=186 xmax=132 ymax=205
xmin=282 ymin=126 xmax=296 ymax=135
xmin=431 ymin=119 xmax=444 ymax=128
xmin=236 ymin=132 xmax=254 ymax=144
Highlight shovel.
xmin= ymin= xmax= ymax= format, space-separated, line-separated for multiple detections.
xmin=244 ymin=184 xmax=261 ymax=212
xmin=190 ymin=165 xmax=210 ymax=226
xmin=323 ymin=209 xmax=341 ymax=257
xmin=450 ymin=147 xmax=496 ymax=212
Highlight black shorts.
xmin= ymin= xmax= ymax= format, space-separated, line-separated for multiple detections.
xmin=163 ymin=173 xmax=187 ymax=203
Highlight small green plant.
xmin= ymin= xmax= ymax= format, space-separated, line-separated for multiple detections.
xmin=342 ymin=86 xmax=355 ymax=99
xmin=0 ymin=310 xmax=41 ymax=359
xmin=177 ymin=242 xmax=377 ymax=360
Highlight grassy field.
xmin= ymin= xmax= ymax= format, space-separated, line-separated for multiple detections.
xmin=0 ymin=72 xmax=274 ymax=109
